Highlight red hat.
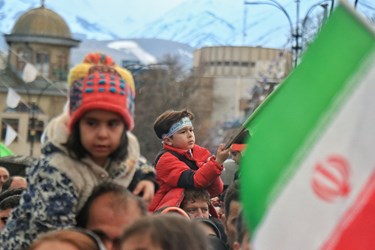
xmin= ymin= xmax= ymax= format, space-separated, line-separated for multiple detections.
xmin=68 ymin=53 xmax=134 ymax=131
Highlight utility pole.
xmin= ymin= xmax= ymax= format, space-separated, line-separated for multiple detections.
xmin=29 ymin=102 xmax=36 ymax=156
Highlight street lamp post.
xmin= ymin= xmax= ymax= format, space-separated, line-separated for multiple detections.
xmin=28 ymin=84 xmax=51 ymax=156
xmin=244 ymin=0 xmax=335 ymax=67
xmin=301 ymin=0 xmax=335 ymax=46
xmin=244 ymin=0 xmax=299 ymax=67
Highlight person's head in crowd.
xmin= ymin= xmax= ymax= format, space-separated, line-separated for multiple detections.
xmin=119 ymin=214 xmax=209 ymax=250
xmin=0 ymin=167 xmax=9 ymax=190
xmin=224 ymin=181 xmax=241 ymax=249
xmin=197 ymin=218 xmax=223 ymax=239
xmin=149 ymin=108 xmax=228 ymax=214
xmin=233 ymin=211 xmax=251 ymax=250
xmin=209 ymin=216 xmax=228 ymax=247
xmin=0 ymin=187 xmax=25 ymax=202
xmin=230 ymin=130 xmax=249 ymax=165
xmin=1 ymin=176 xmax=27 ymax=192
xmin=221 ymin=159 xmax=238 ymax=190
xmin=155 ymin=206 xmax=191 ymax=220
xmin=196 ymin=218 xmax=228 ymax=250
xmin=0 ymin=188 xmax=25 ymax=231
xmin=222 ymin=130 xmax=249 ymax=189
xmin=153 ymin=109 xmax=195 ymax=151
xmin=39 ymin=54 xmax=154 ymax=205
xmin=211 ymin=192 xmax=225 ymax=219
xmin=28 ymin=228 xmax=106 ymax=250
xmin=0 ymin=53 xmax=140 ymax=250
xmin=76 ymin=181 xmax=147 ymax=250
xmin=65 ymin=52 xmax=135 ymax=166
xmin=180 ymin=189 xmax=211 ymax=219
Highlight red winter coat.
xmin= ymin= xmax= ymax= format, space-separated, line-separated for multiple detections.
xmin=148 ymin=144 xmax=224 ymax=214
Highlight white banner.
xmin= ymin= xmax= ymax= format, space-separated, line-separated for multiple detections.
xmin=5 ymin=124 xmax=17 ymax=146
xmin=22 ymin=63 xmax=38 ymax=83
xmin=6 ymin=87 xmax=21 ymax=108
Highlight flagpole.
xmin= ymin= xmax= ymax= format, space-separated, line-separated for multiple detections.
xmin=224 ymin=126 xmax=248 ymax=149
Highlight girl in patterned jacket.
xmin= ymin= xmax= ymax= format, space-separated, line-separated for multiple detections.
xmin=148 ymin=109 xmax=230 ymax=213
xmin=1 ymin=53 xmax=153 ymax=249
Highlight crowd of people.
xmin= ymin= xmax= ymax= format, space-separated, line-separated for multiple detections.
xmin=0 ymin=52 xmax=250 ymax=250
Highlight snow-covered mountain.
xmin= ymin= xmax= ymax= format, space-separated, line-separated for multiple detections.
xmin=0 ymin=0 xmax=374 ymax=62
xmin=70 ymin=38 xmax=194 ymax=69
xmin=0 ymin=0 xmax=195 ymax=68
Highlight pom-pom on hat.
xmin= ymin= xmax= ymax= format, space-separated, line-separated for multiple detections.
xmin=68 ymin=53 xmax=135 ymax=131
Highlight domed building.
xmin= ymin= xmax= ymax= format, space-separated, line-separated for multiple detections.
xmin=5 ymin=5 xmax=79 ymax=80
xmin=0 ymin=4 xmax=80 ymax=157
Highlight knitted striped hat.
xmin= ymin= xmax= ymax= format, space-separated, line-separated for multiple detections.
xmin=68 ymin=53 xmax=135 ymax=131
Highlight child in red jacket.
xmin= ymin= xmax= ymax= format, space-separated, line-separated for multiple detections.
xmin=148 ymin=109 xmax=230 ymax=214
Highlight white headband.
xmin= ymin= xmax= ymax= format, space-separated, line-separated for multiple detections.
xmin=162 ymin=117 xmax=193 ymax=138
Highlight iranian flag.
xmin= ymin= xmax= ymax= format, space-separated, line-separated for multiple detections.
xmin=240 ymin=2 xmax=375 ymax=250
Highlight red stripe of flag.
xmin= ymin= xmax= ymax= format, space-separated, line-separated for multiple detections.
xmin=322 ymin=171 xmax=375 ymax=250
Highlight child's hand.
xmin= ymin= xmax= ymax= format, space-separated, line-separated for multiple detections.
xmin=215 ymin=144 xmax=230 ymax=165
xmin=133 ymin=180 xmax=155 ymax=204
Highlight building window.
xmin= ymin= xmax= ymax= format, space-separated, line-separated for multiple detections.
xmin=1 ymin=118 xmax=19 ymax=142
xmin=16 ymin=49 xmax=32 ymax=74
xmin=27 ymin=118 xmax=44 ymax=142
xmin=36 ymin=51 xmax=49 ymax=78
xmin=241 ymin=62 xmax=249 ymax=67
xmin=53 ymin=54 xmax=68 ymax=81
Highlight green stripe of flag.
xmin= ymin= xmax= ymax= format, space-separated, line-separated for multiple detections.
xmin=240 ymin=3 xmax=375 ymax=233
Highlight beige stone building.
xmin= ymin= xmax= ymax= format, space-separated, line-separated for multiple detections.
xmin=192 ymin=46 xmax=293 ymax=146
xmin=0 ymin=5 xmax=80 ymax=157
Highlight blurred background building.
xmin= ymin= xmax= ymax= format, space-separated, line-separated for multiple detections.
xmin=0 ymin=5 xmax=79 ymax=157
xmin=0 ymin=3 xmax=292 ymax=159
xmin=191 ymin=46 xmax=292 ymax=151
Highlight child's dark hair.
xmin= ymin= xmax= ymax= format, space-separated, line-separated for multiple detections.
xmin=153 ymin=109 xmax=194 ymax=139
xmin=234 ymin=129 xmax=250 ymax=144
xmin=64 ymin=121 xmax=129 ymax=161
